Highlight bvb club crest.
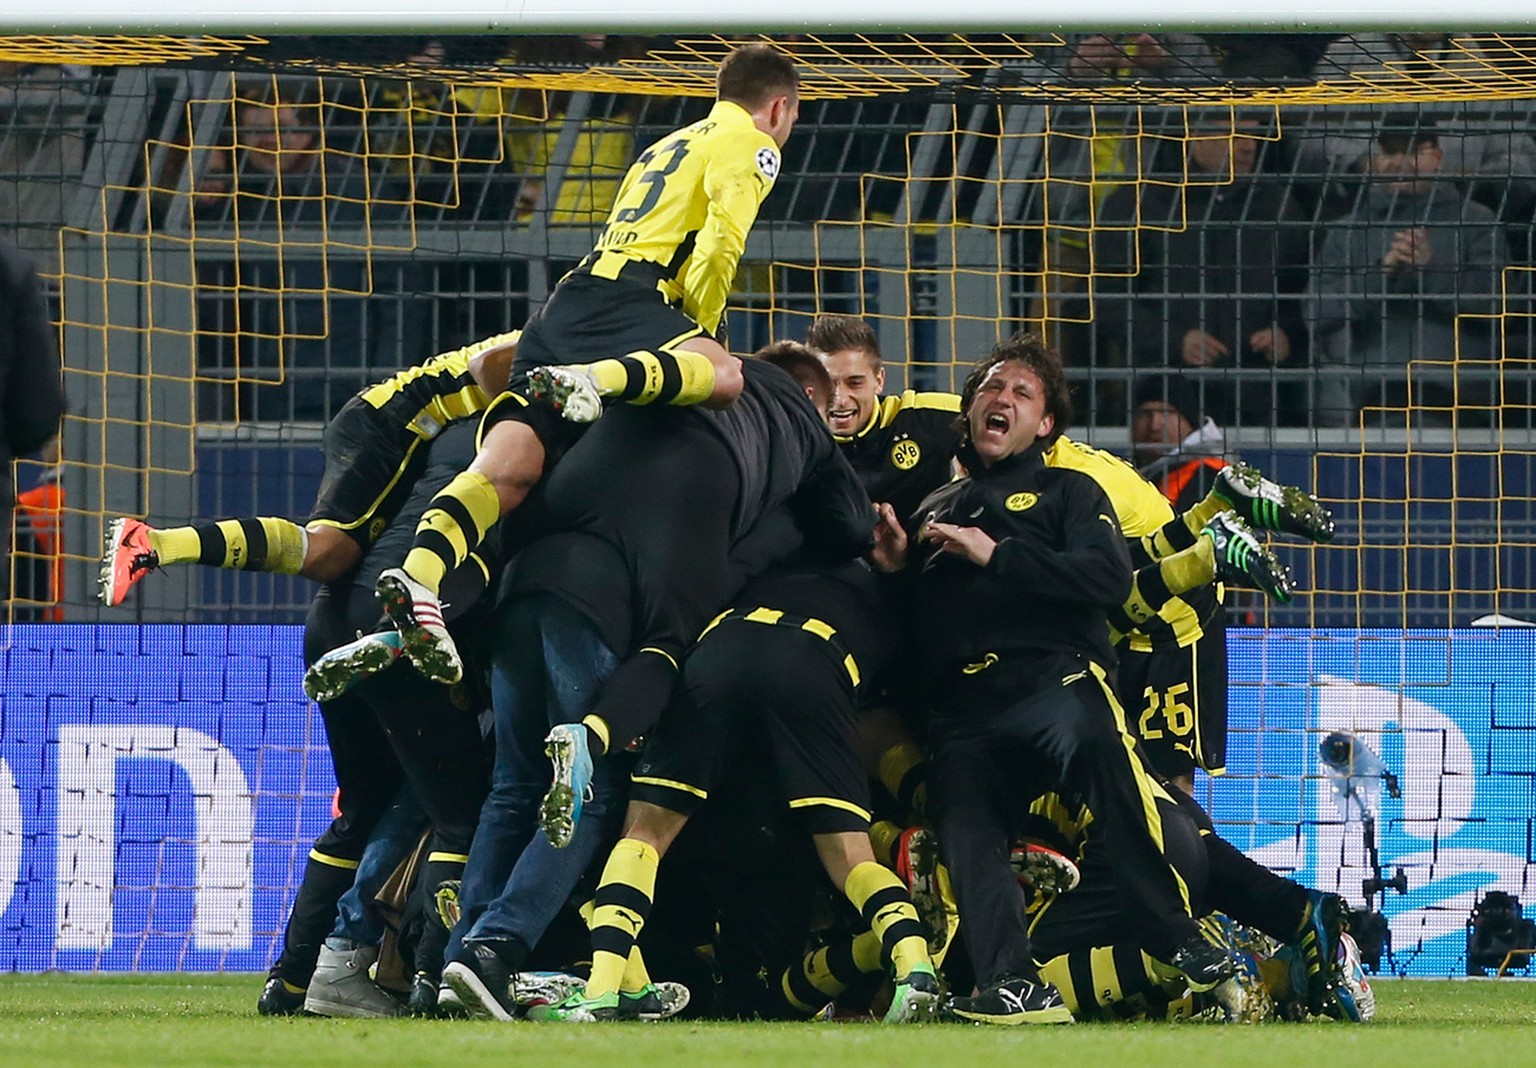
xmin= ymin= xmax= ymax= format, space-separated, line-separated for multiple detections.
xmin=1005 ymin=492 xmax=1038 ymax=512
xmin=890 ymin=438 xmax=921 ymax=470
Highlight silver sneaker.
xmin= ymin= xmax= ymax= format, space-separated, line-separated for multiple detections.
xmin=302 ymin=941 xmax=404 ymax=1018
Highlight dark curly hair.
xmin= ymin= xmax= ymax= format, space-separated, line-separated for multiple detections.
xmin=956 ymin=332 xmax=1073 ymax=450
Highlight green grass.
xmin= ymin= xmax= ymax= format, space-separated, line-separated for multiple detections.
xmin=0 ymin=976 xmax=1532 ymax=1068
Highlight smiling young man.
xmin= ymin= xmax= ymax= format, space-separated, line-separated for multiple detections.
xmin=871 ymin=332 xmax=1238 ymax=1024
xmin=808 ymin=314 xmax=961 ymax=522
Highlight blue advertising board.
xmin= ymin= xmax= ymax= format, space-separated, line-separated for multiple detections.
xmin=3 ymin=624 xmax=1532 ymax=975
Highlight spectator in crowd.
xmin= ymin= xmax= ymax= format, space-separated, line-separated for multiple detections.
xmin=195 ymin=88 xmax=423 ymax=423
xmin=1305 ymin=35 xmax=1536 ymax=221
xmin=1093 ymin=112 xmax=1313 ymax=426
xmin=1034 ymin=35 xmax=1220 ymax=387
xmin=0 ymin=63 xmax=94 ymax=281
xmin=1 ymin=237 xmax=66 ymax=609
xmin=1307 ymin=119 xmax=1508 ymax=425
xmin=1130 ymin=375 xmax=1229 ymax=506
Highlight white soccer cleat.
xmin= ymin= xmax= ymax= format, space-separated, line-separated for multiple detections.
xmin=375 ymin=567 xmax=463 ymax=684
xmin=528 ymin=365 xmax=605 ymax=423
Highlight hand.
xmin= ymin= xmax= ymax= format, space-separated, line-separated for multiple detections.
xmin=869 ymin=502 xmax=909 ymax=573
xmin=1126 ymin=33 xmax=1173 ymax=68
xmin=1181 ymin=328 xmax=1229 ymax=367
xmin=1383 ymin=227 xmax=1431 ymax=273
xmin=1248 ymin=325 xmax=1291 ymax=365
xmin=921 ymin=520 xmax=997 ymax=567
xmin=1067 ymin=35 xmax=1127 ymax=76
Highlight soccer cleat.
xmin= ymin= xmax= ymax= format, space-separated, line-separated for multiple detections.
xmin=945 ymin=976 xmax=1074 ymax=1025
xmin=511 ymin=971 xmax=589 ymax=1009
xmin=1168 ymin=933 xmax=1240 ymax=993
xmin=1333 ymin=931 xmax=1375 ymax=1023
xmin=884 ymin=965 xmax=941 ymax=1023
xmin=540 ymin=723 xmax=594 ymax=849
xmin=1213 ymin=462 xmax=1335 ymax=544
xmin=303 ymin=630 xmax=404 ymax=702
xmin=442 ymin=941 xmax=520 ymax=1022
xmin=1202 ymin=511 xmax=1294 ymax=603
xmin=256 ymin=976 xmax=307 ymax=1016
xmin=526 ymin=989 xmax=627 ymax=1023
xmin=1295 ymin=889 xmax=1349 ymax=1017
xmin=528 ymin=364 xmax=605 ymax=423
xmin=894 ymin=828 xmax=948 ymax=950
xmin=1202 ymin=914 xmax=1278 ymax=1024
xmin=621 ymin=982 xmax=693 ymax=1021
xmin=407 ymin=972 xmax=441 ymax=1017
xmin=435 ymin=982 xmax=468 ymax=1018
xmin=375 ymin=567 xmax=463 ymax=684
xmin=302 ymin=941 xmax=405 ymax=1018
xmin=99 ymin=517 xmax=159 ymax=606
xmin=1009 ymin=840 xmax=1082 ymax=896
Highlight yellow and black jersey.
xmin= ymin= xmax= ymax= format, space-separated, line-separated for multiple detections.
xmin=1044 ymin=435 xmax=1208 ymax=652
xmin=358 ymin=330 xmax=519 ymax=441
xmin=838 ymin=390 xmax=962 ymax=522
xmin=574 ymin=100 xmax=780 ymax=336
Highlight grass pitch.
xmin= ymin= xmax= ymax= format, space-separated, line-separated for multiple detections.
xmin=1 ymin=975 xmax=1531 ymax=1068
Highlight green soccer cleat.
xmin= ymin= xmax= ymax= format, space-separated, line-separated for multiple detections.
xmin=526 ymin=982 xmax=690 ymax=1022
xmin=1203 ymin=512 xmax=1294 ymax=603
xmin=527 ymin=989 xmax=627 ymax=1023
xmin=1213 ymin=462 xmax=1335 ymax=544
xmin=621 ymin=982 xmax=692 ymax=1021
xmin=884 ymin=965 xmax=941 ymax=1023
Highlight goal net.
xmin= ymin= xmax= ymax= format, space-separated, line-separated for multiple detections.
xmin=3 ymin=30 xmax=1533 ymax=976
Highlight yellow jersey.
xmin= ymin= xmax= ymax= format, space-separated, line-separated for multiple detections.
xmin=578 ymin=100 xmax=781 ymax=336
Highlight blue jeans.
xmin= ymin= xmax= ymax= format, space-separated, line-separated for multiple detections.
xmin=330 ymin=786 xmax=429 ymax=945
xmin=448 ymin=593 xmax=624 ymax=960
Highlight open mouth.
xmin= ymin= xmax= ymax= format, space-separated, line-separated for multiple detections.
xmin=983 ymin=412 xmax=1010 ymax=433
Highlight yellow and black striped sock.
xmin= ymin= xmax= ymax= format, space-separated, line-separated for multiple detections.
xmin=1039 ymin=945 xmax=1181 ymax=1021
xmin=1160 ymin=536 xmax=1216 ymax=597
xmin=843 ymin=861 xmax=931 ymax=980
xmin=585 ymin=838 xmax=659 ymax=999
xmin=1182 ymin=491 xmax=1226 ymax=538
xmin=401 ymin=470 xmax=501 ymax=593
xmin=779 ymin=930 xmax=884 ymax=1015
xmin=587 ymin=349 xmax=716 ymax=407
xmin=148 ymin=518 xmax=308 ymax=573
xmin=579 ymin=899 xmax=652 ymax=992
xmin=1142 ymin=511 xmax=1201 ymax=562
xmin=877 ymin=743 xmax=928 ymax=822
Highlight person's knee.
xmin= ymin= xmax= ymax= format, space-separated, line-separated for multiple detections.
xmin=471 ymin=420 xmax=547 ymax=508
xmin=300 ymin=525 xmax=362 ymax=583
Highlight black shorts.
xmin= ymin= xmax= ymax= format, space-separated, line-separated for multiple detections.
xmin=630 ymin=618 xmax=872 ymax=836
xmin=513 ymin=274 xmax=706 ymax=371
xmin=307 ymin=395 xmax=431 ymax=551
xmin=1118 ymin=611 xmax=1228 ymax=779
xmin=1027 ymin=793 xmax=1208 ymax=963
